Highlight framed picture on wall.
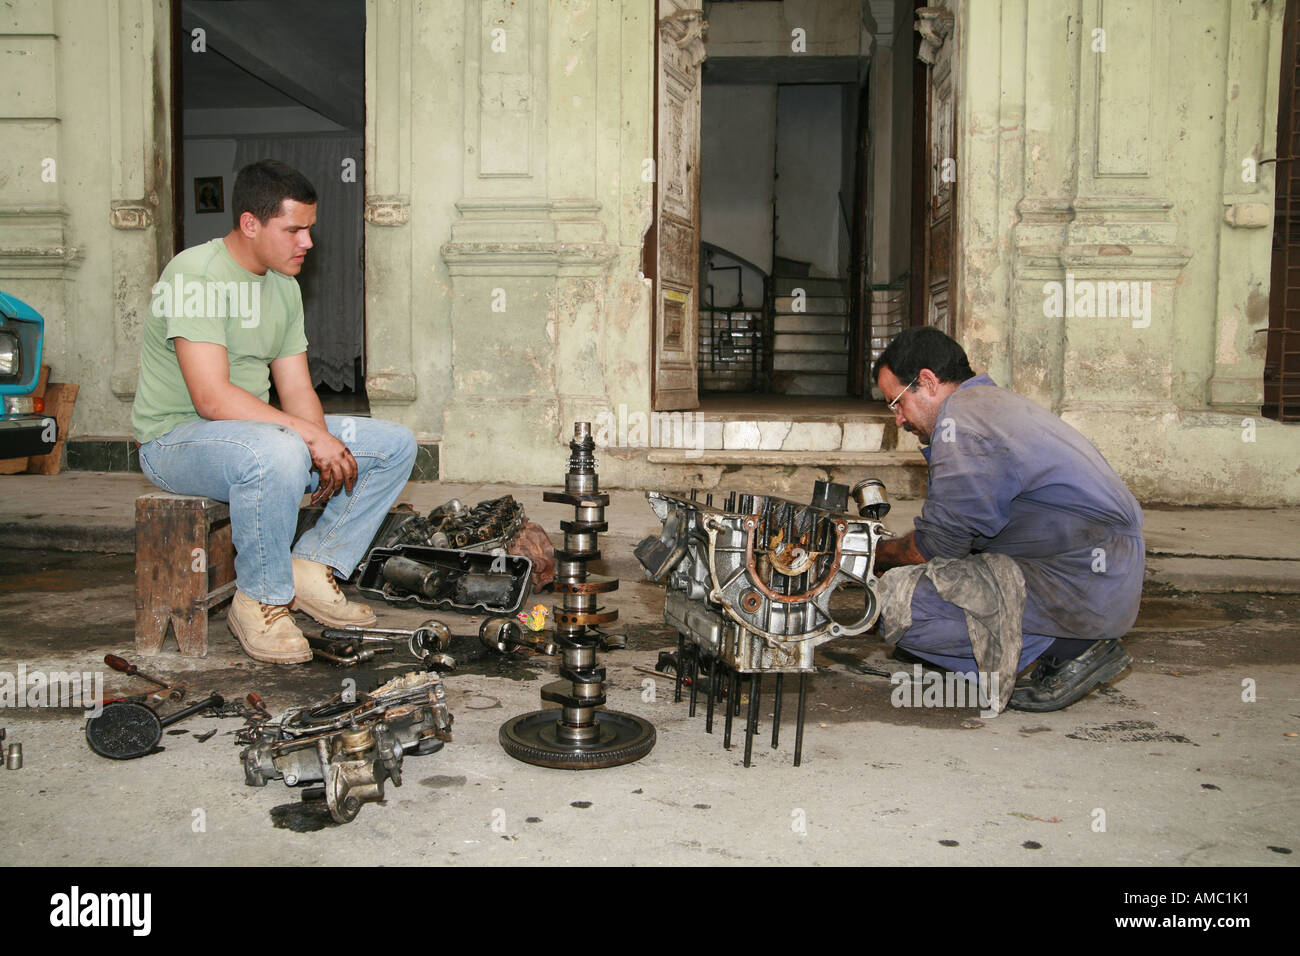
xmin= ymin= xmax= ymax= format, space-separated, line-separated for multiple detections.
xmin=194 ymin=177 xmax=224 ymax=214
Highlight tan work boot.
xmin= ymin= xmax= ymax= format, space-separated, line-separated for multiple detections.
xmin=227 ymin=590 xmax=313 ymax=664
xmin=290 ymin=557 xmax=378 ymax=628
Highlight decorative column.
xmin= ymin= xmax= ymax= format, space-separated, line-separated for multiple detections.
xmin=107 ymin=0 xmax=170 ymax=400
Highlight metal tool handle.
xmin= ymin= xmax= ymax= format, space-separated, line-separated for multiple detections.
xmin=321 ymin=628 xmax=373 ymax=643
xmin=158 ymin=692 xmax=224 ymax=729
xmin=104 ymin=653 xmax=171 ymax=689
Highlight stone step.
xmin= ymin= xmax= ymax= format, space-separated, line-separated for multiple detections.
xmin=647 ymin=446 xmax=922 ymax=465
xmin=774 ymin=295 xmax=847 ymax=315
xmin=774 ymin=314 xmax=847 ymax=334
xmin=692 ymin=409 xmax=895 ymax=426
xmin=623 ymin=412 xmax=902 ymax=452
xmin=773 ymin=332 xmax=849 ymax=352
xmin=644 ymin=448 xmax=927 ymax=496
xmin=773 ymin=275 xmax=844 ymax=296
xmin=774 ymin=351 xmax=848 ymax=372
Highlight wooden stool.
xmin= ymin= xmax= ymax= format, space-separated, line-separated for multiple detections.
xmin=135 ymin=493 xmax=237 ymax=657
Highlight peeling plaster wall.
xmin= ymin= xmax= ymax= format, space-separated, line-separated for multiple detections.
xmin=704 ymin=0 xmax=865 ymax=58
xmin=0 ymin=0 xmax=172 ymax=441
xmin=393 ymin=0 xmax=655 ymax=485
xmin=955 ymin=0 xmax=1300 ymax=505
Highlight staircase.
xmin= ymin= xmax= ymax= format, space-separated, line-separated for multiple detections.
xmin=770 ymin=264 xmax=850 ymax=396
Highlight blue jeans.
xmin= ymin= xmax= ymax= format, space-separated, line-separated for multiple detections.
xmin=138 ymin=416 xmax=417 ymax=605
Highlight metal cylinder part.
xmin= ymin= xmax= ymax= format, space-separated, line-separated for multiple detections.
xmin=566 ymin=645 xmax=596 ymax=669
xmin=6 ymin=743 xmax=21 ymax=770
xmin=340 ymin=727 xmax=374 ymax=755
xmin=382 ymin=556 xmax=443 ymax=598
xmin=565 ymin=532 xmax=598 ymax=554
xmin=850 ymin=478 xmax=891 ymax=519
xmin=566 ymin=592 xmax=597 ymax=612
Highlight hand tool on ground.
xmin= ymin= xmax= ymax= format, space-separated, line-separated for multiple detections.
xmin=311 ymin=642 xmax=394 ymax=667
xmin=323 ymin=620 xmax=452 ymax=659
xmin=103 ymin=653 xmax=185 ymax=701
xmin=85 ymin=692 xmax=224 ymax=760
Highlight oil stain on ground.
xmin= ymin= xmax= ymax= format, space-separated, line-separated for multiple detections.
xmin=270 ymin=801 xmax=340 ymax=832
xmin=1066 ymin=720 xmax=1196 ymax=745
xmin=420 ymin=774 xmax=467 ymax=788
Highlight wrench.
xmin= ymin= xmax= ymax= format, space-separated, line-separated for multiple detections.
xmin=322 ymin=620 xmax=452 ymax=658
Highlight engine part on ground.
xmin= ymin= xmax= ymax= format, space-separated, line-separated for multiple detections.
xmin=499 ymin=422 xmax=656 ymax=770
xmin=6 ymin=742 xmax=21 ymax=769
xmin=240 ymin=670 xmax=453 ymax=823
xmin=324 ymin=620 xmax=457 ymax=670
xmin=357 ymin=545 xmax=534 ymax=615
xmin=480 ymin=616 xmax=557 ymax=657
xmin=635 ymin=482 xmax=889 ymax=766
xmin=85 ymin=692 xmax=225 ymax=760
xmin=508 ymin=521 xmax=557 ymax=591
xmin=209 ymin=696 xmax=272 ymax=722
xmin=376 ymin=495 xmax=527 ymax=554
xmin=650 ymin=649 xmax=727 ymax=697
xmin=415 ymin=651 xmax=457 ymax=672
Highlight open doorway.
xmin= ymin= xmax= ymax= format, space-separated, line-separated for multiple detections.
xmin=700 ymin=74 xmax=864 ymax=400
xmin=172 ymin=0 xmax=367 ymax=413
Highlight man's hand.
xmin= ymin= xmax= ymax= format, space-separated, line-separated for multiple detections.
xmin=175 ymin=340 xmax=356 ymax=503
xmin=302 ymin=424 xmax=357 ymax=506
xmin=875 ymin=531 xmax=927 ymax=572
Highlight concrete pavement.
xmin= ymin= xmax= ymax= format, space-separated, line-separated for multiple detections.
xmin=0 ymin=471 xmax=1296 ymax=866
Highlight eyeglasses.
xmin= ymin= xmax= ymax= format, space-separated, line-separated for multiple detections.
xmin=887 ymin=377 xmax=918 ymax=412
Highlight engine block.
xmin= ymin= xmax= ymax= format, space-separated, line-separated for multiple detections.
xmin=636 ymin=480 xmax=891 ymax=765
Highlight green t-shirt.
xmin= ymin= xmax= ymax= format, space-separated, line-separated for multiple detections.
xmin=131 ymin=238 xmax=309 ymax=443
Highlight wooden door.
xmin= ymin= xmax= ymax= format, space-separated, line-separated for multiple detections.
xmin=1267 ymin=0 xmax=1300 ymax=421
xmin=914 ymin=4 xmax=956 ymax=335
xmin=650 ymin=0 xmax=706 ymax=411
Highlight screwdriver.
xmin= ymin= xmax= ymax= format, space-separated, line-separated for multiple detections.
xmin=103 ymin=654 xmax=185 ymax=700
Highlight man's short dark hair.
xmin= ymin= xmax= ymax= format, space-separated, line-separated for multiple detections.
xmin=231 ymin=159 xmax=317 ymax=228
xmin=872 ymin=326 xmax=976 ymax=385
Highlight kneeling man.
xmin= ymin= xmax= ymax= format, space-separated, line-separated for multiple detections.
xmin=132 ymin=159 xmax=416 ymax=663
xmin=872 ymin=327 xmax=1143 ymax=711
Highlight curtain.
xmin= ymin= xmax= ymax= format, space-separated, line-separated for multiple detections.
xmin=233 ymin=135 xmax=364 ymax=390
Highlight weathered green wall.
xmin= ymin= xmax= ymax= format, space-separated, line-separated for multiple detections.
xmin=8 ymin=0 xmax=1298 ymax=504
xmin=365 ymin=0 xmax=658 ymax=485
xmin=0 ymin=0 xmax=171 ymax=440
xmin=956 ymin=0 xmax=1299 ymax=504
